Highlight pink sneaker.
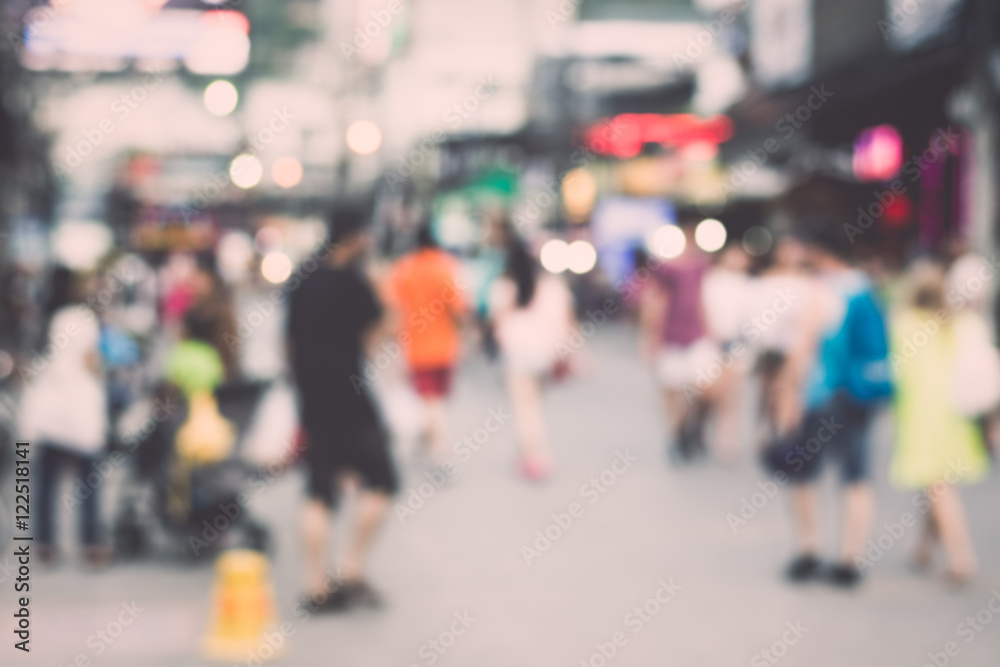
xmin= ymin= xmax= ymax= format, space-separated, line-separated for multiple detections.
xmin=519 ymin=455 xmax=554 ymax=481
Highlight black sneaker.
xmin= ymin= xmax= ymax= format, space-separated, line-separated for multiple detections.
xmin=825 ymin=563 xmax=863 ymax=588
xmin=301 ymin=585 xmax=350 ymax=613
xmin=785 ymin=554 xmax=822 ymax=583
xmin=669 ymin=431 xmax=694 ymax=464
xmin=343 ymin=580 xmax=384 ymax=610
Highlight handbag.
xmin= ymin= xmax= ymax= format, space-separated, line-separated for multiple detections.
xmin=760 ymin=427 xmax=801 ymax=476
xmin=951 ymin=312 xmax=1000 ymax=417
xmin=759 ymin=409 xmax=829 ymax=478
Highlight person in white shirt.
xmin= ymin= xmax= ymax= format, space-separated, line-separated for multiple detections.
xmin=19 ymin=267 xmax=109 ymax=566
xmin=489 ymin=235 xmax=574 ymax=480
xmin=701 ymin=245 xmax=753 ymax=463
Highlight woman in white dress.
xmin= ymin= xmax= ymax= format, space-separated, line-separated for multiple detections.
xmin=489 ymin=237 xmax=573 ymax=480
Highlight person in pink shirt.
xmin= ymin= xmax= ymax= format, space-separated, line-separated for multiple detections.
xmin=641 ymin=215 xmax=714 ymax=462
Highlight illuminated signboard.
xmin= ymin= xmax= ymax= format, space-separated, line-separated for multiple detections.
xmin=21 ymin=3 xmax=250 ymax=74
xmin=883 ymin=0 xmax=964 ymax=52
xmin=584 ymin=114 xmax=734 ymax=158
xmin=750 ymin=0 xmax=812 ymax=88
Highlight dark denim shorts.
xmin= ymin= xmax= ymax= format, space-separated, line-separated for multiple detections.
xmin=764 ymin=393 xmax=875 ymax=485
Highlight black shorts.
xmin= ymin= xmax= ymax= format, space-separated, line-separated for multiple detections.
xmin=302 ymin=423 xmax=399 ymax=508
xmin=785 ymin=393 xmax=875 ymax=485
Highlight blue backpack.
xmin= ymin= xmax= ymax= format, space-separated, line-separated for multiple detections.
xmin=841 ymin=289 xmax=892 ymax=404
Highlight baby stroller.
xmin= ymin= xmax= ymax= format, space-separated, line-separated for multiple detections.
xmin=112 ymin=379 xmax=271 ymax=562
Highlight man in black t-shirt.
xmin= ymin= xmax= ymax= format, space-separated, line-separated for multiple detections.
xmin=287 ymin=211 xmax=398 ymax=611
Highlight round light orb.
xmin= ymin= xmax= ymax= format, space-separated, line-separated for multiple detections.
xmin=695 ymin=218 xmax=727 ymax=253
xmin=567 ymin=240 xmax=597 ymax=274
xmin=271 ymin=156 xmax=303 ymax=188
xmin=540 ymin=239 xmax=570 ymax=274
xmin=649 ymin=225 xmax=686 ymax=259
xmin=261 ymin=251 xmax=293 ymax=284
xmin=742 ymin=226 xmax=773 ymax=257
xmin=345 ymin=120 xmax=382 ymax=155
xmin=203 ymin=80 xmax=238 ymax=116
xmin=230 ymin=153 xmax=263 ymax=189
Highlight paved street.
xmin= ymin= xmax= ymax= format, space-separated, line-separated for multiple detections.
xmin=3 ymin=324 xmax=1000 ymax=667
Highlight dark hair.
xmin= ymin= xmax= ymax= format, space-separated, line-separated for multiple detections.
xmin=195 ymin=251 xmax=220 ymax=276
xmin=631 ymin=246 xmax=649 ymax=271
xmin=328 ymin=200 xmax=370 ymax=245
xmin=505 ymin=237 xmax=537 ymax=307
xmin=914 ymin=286 xmax=943 ymax=310
xmin=195 ymin=253 xmax=225 ymax=291
xmin=39 ymin=266 xmax=81 ymax=350
xmin=801 ymin=216 xmax=852 ymax=262
xmin=183 ymin=306 xmax=216 ymax=344
xmin=676 ymin=209 xmax=701 ymax=229
xmin=45 ymin=266 xmax=76 ymax=317
xmin=416 ymin=222 xmax=438 ymax=249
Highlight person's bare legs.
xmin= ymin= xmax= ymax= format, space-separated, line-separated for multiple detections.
xmin=790 ymin=484 xmax=821 ymax=556
xmin=711 ymin=365 xmax=745 ymax=463
xmin=341 ymin=490 xmax=390 ymax=583
xmin=507 ymin=371 xmax=549 ymax=461
xmin=927 ymin=484 xmax=977 ymax=580
xmin=423 ymin=397 xmax=448 ymax=463
xmin=664 ymin=389 xmax=690 ymax=446
xmin=914 ymin=507 xmax=938 ymax=570
xmin=840 ymin=483 xmax=874 ymax=564
xmin=302 ymin=498 xmax=331 ymax=597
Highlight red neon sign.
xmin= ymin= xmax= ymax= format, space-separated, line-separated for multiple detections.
xmin=585 ymin=114 xmax=734 ymax=158
xmin=202 ymin=10 xmax=251 ymax=35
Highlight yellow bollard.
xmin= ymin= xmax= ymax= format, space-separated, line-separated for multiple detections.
xmin=201 ymin=549 xmax=284 ymax=662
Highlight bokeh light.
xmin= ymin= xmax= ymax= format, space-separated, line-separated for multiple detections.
xmin=230 ymin=154 xmax=263 ymax=189
xmin=51 ymin=220 xmax=113 ymax=270
xmin=648 ymin=225 xmax=686 ymax=259
xmin=345 ymin=120 xmax=382 ymax=155
xmin=562 ymin=168 xmax=597 ymax=222
xmin=567 ymin=240 xmax=597 ymax=274
xmin=260 ymin=251 xmax=293 ymax=284
xmin=217 ymin=230 xmax=254 ymax=283
xmin=203 ymin=80 xmax=238 ymax=116
xmin=853 ymin=124 xmax=903 ymax=182
xmin=742 ymin=226 xmax=773 ymax=257
xmin=695 ymin=218 xmax=727 ymax=253
xmin=540 ymin=238 xmax=570 ymax=274
xmin=271 ymin=156 xmax=304 ymax=188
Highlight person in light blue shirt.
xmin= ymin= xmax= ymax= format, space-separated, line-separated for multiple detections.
xmin=768 ymin=223 xmax=890 ymax=588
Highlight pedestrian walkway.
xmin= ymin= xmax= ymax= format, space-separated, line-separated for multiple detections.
xmin=5 ymin=325 xmax=1000 ymax=667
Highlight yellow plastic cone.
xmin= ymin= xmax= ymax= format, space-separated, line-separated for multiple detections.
xmin=202 ymin=549 xmax=284 ymax=662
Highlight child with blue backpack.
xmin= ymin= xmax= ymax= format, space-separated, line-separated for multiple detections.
xmin=766 ymin=223 xmax=892 ymax=587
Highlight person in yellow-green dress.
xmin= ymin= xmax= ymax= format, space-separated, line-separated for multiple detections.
xmin=889 ymin=260 xmax=991 ymax=584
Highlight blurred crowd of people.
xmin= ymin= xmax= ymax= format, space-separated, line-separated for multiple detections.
xmin=4 ymin=198 xmax=997 ymax=614
xmin=635 ymin=214 xmax=995 ymax=588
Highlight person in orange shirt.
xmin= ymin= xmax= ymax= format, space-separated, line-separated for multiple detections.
xmin=387 ymin=223 xmax=466 ymax=463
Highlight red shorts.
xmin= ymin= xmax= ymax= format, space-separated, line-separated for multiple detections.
xmin=410 ymin=367 xmax=454 ymax=398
